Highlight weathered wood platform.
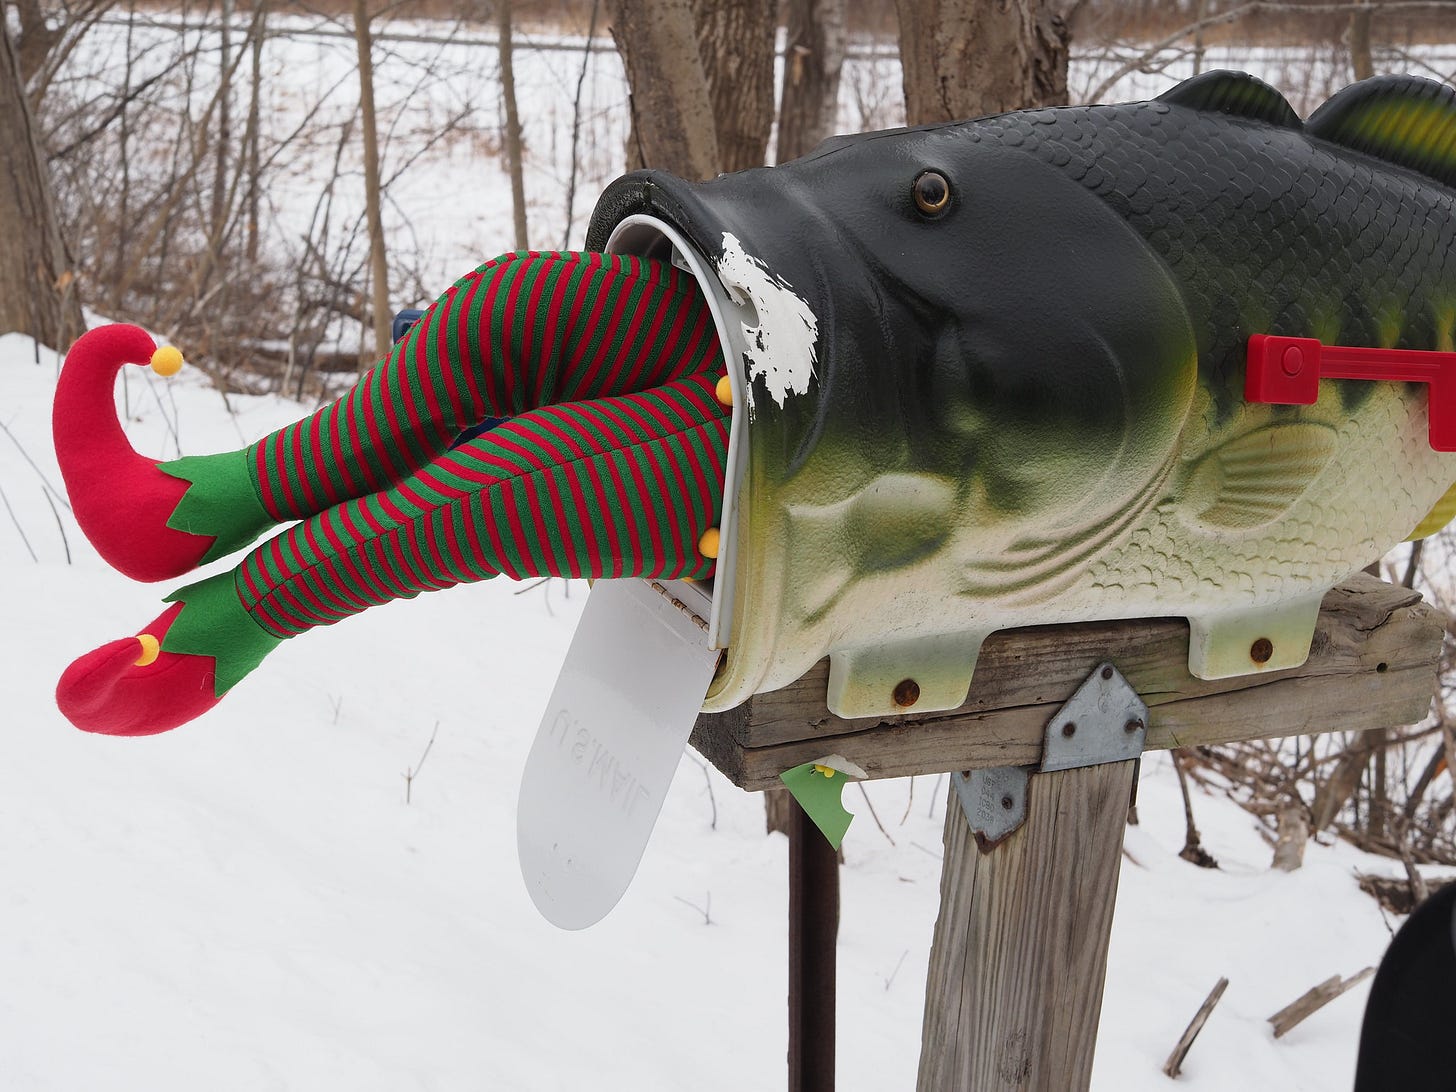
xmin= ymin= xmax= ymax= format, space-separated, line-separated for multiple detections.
xmin=692 ymin=574 xmax=1443 ymax=791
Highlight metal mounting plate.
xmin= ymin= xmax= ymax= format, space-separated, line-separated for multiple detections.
xmin=1041 ymin=662 xmax=1148 ymax=773
xmin=952 ymin=766 xmax=1030 ymax=848
xmin=952 ymin=662 xmax=1148 ymax=847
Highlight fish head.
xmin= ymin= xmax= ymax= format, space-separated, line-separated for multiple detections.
xmin=588 ymin=120 xmax=1196 ymax=543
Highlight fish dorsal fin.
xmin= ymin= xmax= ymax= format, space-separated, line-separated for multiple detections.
xmin=1156 ymin=70 xmax=1302 ymax=129
xmin=1306 ymin=75 xmax=1456 ymax=188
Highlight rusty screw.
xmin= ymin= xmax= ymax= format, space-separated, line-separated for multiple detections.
xmin=1125 ymin=718 xmax=1143 ymax=733
xmin=893 ymin=678 xmax=921 ymax=708
xmin=1100 ymin=665 xmax=1113 ymax=680
xmin=1062 ymin=721 xmax=1077 ymax=738
xmin=1250 ymin=637 xmax=1274 ymax=664
xmin=1000 ymin=795 xmax=1014 ymax=810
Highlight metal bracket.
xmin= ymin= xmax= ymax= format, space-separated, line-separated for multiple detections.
xmin=1041 ymin=662 xmax=1148 ymax=772
xmin=951 ymin=766 xmax=1030 ymax=850
xmin=953 ymin=662 xmax=1148 ymax=846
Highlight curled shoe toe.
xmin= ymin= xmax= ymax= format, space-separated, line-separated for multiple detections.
xmin=56 ymin=604 xmax=221 ymax=736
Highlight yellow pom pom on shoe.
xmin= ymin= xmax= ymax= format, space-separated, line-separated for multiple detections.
xmin=698 ymin=527 xmax=721 ymax=559
xmin=714 ymin=375 xmax=733 ymax=407
xmin=150 ymin=345 xmax=184 ymax=377
xmin=134 ymin=633 xmax=161 ymax=667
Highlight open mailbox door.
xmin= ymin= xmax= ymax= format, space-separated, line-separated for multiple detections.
xmin=518 ymin=219 xmax=752 ymax=929
xmin=517 ymin=578 xmax=722 ymax=930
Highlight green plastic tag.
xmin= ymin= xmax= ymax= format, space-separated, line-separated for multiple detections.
xmin=780 ymin=761 xmax=855 ymax=849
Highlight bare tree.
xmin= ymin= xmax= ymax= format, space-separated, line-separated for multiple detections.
xmin=759 ymin=0 xmax=847 ymax=837
xmin=776 ymin=0 xmax=847 ymax=163
xmin=0 ymin=14 xmax=82 ymax=345
xmin=604 ymin=0 xmax=779 ymax=831
xmin=693 ymin=0 xmax=776 ymax=173
xmin=11 ymin=0 xmax=64 ymax=86
xmin=244 ymin=0 xmax=265 ymax=263
xmin=895 ymin=0 xmax=1080 ymax=124
xmin=213 ymin=0 xmax=233 ymax=243
xmin=9 ymin=0 xmax=106 ymax=97
xmin=497 ymin=0 xmax=529 ymax=248
xmin=1348 ymin=6 xmax=1375 ymax=79
xmin=354 ymin=0 xmax=392 ymax=360
xmin=607 ymin=0 xmax=720 ymax=179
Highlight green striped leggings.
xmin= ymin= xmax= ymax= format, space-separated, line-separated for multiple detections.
xmin=227 ymin=251 xmax=730 ymax=640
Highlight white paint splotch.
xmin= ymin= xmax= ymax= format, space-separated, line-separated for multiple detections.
xmin=715 ymin=232 xmax=820 ymax=417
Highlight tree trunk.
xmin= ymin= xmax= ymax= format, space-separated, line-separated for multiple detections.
xmin=606 ymin=0 xmax=720 ymax=180
xmin=245 ymin=0 xmax=265 ymax=263
xmin=1173 ymin=749 xmax=1217 ymax=869
xmin=1349 ymin=8 xmax=1374 ymax=81
xmin=13 ymin=0 xmax=61 ymax=88
xmin=498 ymin=0 xmax=529 ymax=248
xmin=776 ymin=0 xmax=847 ymax=164
xmin=603 ymin=0 xmax=779 ymax=833
xmin=353 ymin=0 xmax=391 ymax=361
xmin=1371 ymin=727 xmax=1390 ymax=839
xmin=691 ymin=0 xmax=775 ymax=173
xmin=0 ymin=15 xmax=83 ymax=346
xmin=895 ymin=0 xmax=1075 ymax=126
xmin=1191 ymin=0 xmax=1208 ymax=75
xmin=1271 ymin=802 xmax=1310 ymax=871
xmin=765 ymin=785 xmax=795 ymax=835
xmin=213 ymin=0 xmax=233 ymax=244
xmin=1311 ymin=732 xmax=1377 ymax=831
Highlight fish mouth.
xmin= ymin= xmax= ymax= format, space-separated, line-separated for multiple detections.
xmin=587 ymin=169 xmax=919 ymax=465
xmin=586 ymin=170 xmax=748 ymax=267
xmin=588 ymin=170 xmax=862 ymax=655
xmin=593 ymin=207 xmax=751 ymax=653
xmin=586 ymin=169 xmax=856 ymax=414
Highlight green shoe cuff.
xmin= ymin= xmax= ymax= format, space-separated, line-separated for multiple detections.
xmin=162 ymin=571 xmax=284 ymax=696
xmin=158 ymin=451 xmax=272 ymax=566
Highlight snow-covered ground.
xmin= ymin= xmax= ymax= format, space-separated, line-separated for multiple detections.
xmin=0 ymin=331 xmax=1439 ymax=1089
xmin=10 ymin=17 xmax=1456 ymax=1088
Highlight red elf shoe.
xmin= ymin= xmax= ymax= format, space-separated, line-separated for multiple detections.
xmin=53 ymin=325 xmax=235 ymax=582
xmin=56 ymin=604 xmax=221 ymax=736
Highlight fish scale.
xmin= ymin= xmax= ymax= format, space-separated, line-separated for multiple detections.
xmin=971 ymin=98 xmax=1456 ymax=422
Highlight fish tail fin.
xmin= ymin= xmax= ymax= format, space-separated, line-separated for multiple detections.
xmin=1408 ymin=480 xmax=1456 ymax=542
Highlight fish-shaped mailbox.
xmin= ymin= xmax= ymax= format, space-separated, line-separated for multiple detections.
xmin=589 ymin=70 xmax=1456 ymax=720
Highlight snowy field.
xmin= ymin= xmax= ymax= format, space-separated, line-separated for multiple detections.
xmin=0 ymin=342 xmax=1443 ymax=1090
xmin=7 ymin=15 xmax=1456 ymax=1090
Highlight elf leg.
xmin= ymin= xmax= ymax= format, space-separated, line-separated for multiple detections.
xmin=54 ymin=252 xmax=722 ymax=582
xmin=56 ymin=373 xmax=730 ymax=735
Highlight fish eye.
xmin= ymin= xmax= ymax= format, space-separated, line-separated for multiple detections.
xmin=912 ymin=170 xmax=952 ymax=216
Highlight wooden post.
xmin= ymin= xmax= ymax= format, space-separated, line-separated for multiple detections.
xmin=789 ymin=797 xmax=839 ymax=1092
xmin=917 ymin=760 xmax=1136 ymax=1091
xmin=686 ymin=576 xmax=1444 ymax=1087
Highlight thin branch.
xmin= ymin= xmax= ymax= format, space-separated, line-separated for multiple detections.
xmin=689 ymin=754 xmax=718 ymax=830
xmin=1090 ymin=2 xmax=1456 ymax=103
xmin=856 ymin=782 xmax=896 ymax=846
xmin=562 ymin=0 xmax=600 ymax=248
xmin=42 ymin=486 xmax=71 ymax=564
xmin=1164 ymin=977 xmax=1230 ymax=1077
xmin=0 ymin=416 xmax=71 ymax=509
xmin=402 ymin=720 xmax=440 ymax=805
xmin=0 ymin=481 xmax=38 ymax=563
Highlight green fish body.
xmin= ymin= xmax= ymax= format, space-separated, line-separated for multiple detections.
xmin=588 ymin=72 xmax=1456 ymax=718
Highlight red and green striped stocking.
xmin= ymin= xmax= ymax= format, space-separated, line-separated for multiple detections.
xmin=162 ymin=251 xmax=723 ymax=558
xmin=161 ymin=372 xmax=729 ymax=691
xmin=57 ymin=252 xmax=733 ymax=733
